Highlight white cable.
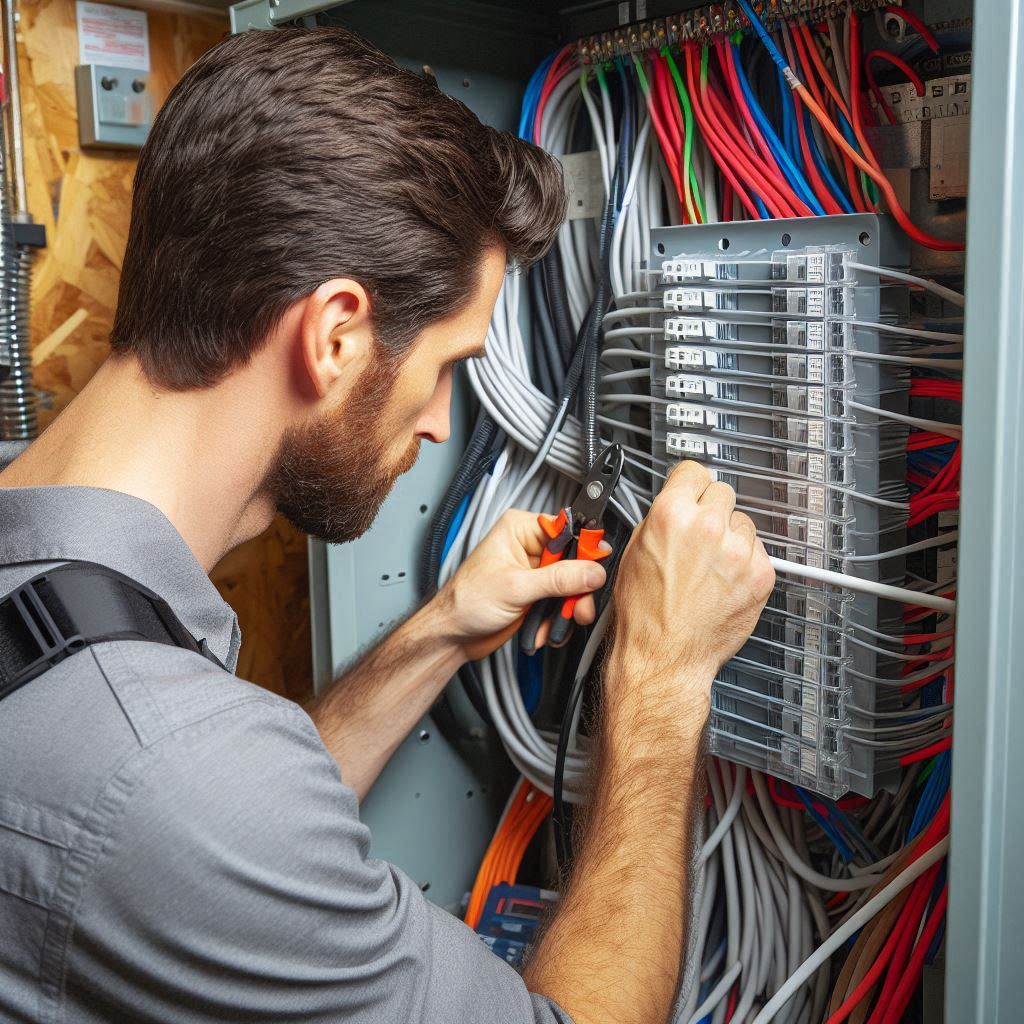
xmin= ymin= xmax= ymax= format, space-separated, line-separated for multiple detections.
xmin=847 ymin=262 xmax=966 ymax=308
xmin=848 ymin=400 xmax=962 ymax=440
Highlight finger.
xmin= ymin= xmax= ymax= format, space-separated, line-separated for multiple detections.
xmin=730 ymin=510 xmax=757 ymax=543
xmin=513 ymin=558 xmax=607 ymax=606
xmin=699 ymin=480 xmax=737 ymax=518
xmin=663 ymin=459 xmax=714 ymax=502
xmin=573 ymin=592 xmax=597 ymax=626
xmin=533 ymin=617 xmax=552 ymax=650
xmin=499 ymin=508 xmax=553 ymax=560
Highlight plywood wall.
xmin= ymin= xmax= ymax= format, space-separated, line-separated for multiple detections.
xmin=17 ymin=0 xmax=312 ymax=702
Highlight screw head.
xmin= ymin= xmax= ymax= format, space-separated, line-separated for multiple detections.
xmin=586 ymin=481 xmax=604 ymax=500
xmin=100 ymin=76 xmax=118 ymax=91
xmin=131 ymin=79 xmax=145 ymax=94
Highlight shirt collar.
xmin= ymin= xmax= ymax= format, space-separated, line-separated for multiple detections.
xmin=0 ymin=442 xmax=241 ymax=669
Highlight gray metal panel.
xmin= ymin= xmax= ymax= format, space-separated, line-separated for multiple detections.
xmin=946 ymin=0 xmax=1024 ymax=1019
xmin=230 ymin=0 xmax=351 ymax=32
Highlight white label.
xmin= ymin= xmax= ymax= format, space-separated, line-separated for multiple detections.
xmin=667 ymin=346 xmax=704 ymax=367
xmin=666 ymin=318 xmax=710 ymax=339
xmin=807 ymin=354 xmax=825 ymax=383
xmin=666 ymin=374 xmax=706 ymax=396
xmin=807 ymin=486 xmax=825 ymax=516
xmin=807 ymin=289 xmax=826 ymax=317
xmin=665 ymin=289 xmax=712 ymax=311
xmin=807 ymin=420 xmax=825 ymax=449
xmin=807 ymin=321 xmax=824 ymax=349
xmin=559 ymin=151 xmax=604 ymax=221
xmin=807 ymin=518 xmax=825 ymax=549
xmin=807 ymin=387 xmax=825 ymax=417
xmin=77 ymin=1 xmax=149 ymax=71
xmin=800 ymin=745 xmax=817 ymax=778
xmin=618 ymin=1 xmax=631 ymax=25
xmin=667 ymin=402 xmax=708 ymax=427
xmin=807 ymin=452 xmax=826 ymax=482
xmin=807 ymin=253 xmax=826 ymax=284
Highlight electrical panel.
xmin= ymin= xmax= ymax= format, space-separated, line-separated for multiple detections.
xmin=650 ymin=215 xmax=921 ymax=798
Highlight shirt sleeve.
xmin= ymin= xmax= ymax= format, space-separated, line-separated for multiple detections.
xmin=68 ymin=699 xmax=572 ymax=1024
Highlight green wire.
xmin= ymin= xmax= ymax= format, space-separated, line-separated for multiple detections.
xmin=594 ymin=62 xmax=609 ymax=96
xmin=662 ymin=47 xmax=706 ymax=222
xmin=916 ymin=757 xmax=939 ymax=787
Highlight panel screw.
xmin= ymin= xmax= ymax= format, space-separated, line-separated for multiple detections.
xmin=100 ymin=76 xmax=118 ymax=91
xmin=131 ymin=79 xmax=145 ymax=94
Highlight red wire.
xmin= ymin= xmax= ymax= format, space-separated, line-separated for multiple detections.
xmin=649 ymin=55 xmax=687 ymax=211
xmin=724 ymin=984 xmax=737 ymax=1022
xmin=884 ymin=5 xmax=941 ymax=53
xmin=865 ymin=49 xmax=925 ymax=125
xmin=532 ymin=47 xmax=574 ymax=145
xmin=700 ymin=55 xmax=797 ymax=218
xmin=683 ymin=44 xmax=760 ymax=220
xmin=640 ymin=56 xmax=684 ymax=203
xmin=793 ymin=22 xmax=871 ymax=212
xmin=716 ymin=40 xmax=814 ymax=217
xmin=828 ymin=869 xmax=938 ymax=1023
xmin=786 ymin=26 xmax=848 ymax=215
xmin=878 ymin=886 xmax=949 ymax=1024
xmin=900 ymin=737 xmax=952 ymax=765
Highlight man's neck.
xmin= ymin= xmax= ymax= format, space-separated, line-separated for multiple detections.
xmin=0 ymin=354 xmax=290 ymax=571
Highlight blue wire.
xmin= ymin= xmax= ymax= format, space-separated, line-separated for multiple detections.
xmin=518 ymin=52 xmax=556 ymax=140
xmin=803 ymin=109 xmax=855 ymax=213
xmin=736 ymin=0 xmax=787 ymax=70
xmin=440 ymin=492 xmax=472 ymax=566
xmin=730 ymin=44 xmax=824 ymax=215
xmin=777 ymin=67 xmax=799 ymax=162
xmin=795 ymin=787 xmax=854 ymax=862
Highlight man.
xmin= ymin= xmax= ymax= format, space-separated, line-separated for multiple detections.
xmin=0 ymin=27 xmax=773 ymax=1024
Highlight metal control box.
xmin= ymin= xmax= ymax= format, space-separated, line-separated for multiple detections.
xmin=75 ymin=63 xmax=152 ymax=150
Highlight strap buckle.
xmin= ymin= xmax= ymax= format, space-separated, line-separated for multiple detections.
xmin=0 ymin=578 xmax=86 ymax=698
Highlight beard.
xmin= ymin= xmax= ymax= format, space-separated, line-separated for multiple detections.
xmin=267 ymin=353 xmax=420 ymax=545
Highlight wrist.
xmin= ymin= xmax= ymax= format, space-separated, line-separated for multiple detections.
xmin=406 ymin=594 xmax=468 ymax=670
xmin=603 ymin=645 xmax=714 ymax=745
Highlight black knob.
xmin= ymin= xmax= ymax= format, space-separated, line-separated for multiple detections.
xmin=131 ymin=79 xmax=145 ymax=94
xmin=100 ymin=76 xmax=118 ymax=91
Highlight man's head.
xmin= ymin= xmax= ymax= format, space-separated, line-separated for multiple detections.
xmin=110 ymin=28 xmax=565 ymax=543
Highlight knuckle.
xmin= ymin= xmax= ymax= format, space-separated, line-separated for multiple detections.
xmin=694 ymin=508 xmax=726 ymax=544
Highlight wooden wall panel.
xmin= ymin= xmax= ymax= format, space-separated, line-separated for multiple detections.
xmin=18 ymin=0 xmax=313 ymax=701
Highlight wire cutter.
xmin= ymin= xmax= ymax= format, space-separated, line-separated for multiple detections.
xmin=519 ymin=442 xmax=624 ymax=656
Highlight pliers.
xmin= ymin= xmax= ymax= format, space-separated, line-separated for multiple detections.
xmin=519 ymin=442 xmax=624 ymax=656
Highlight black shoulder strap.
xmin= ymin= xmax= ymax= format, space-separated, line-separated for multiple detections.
xmin=0 ymin=561 xmax=224 ymax=702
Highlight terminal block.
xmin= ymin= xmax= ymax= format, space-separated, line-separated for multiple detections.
xmin=650 ymin=215 xmax=910 ymax=799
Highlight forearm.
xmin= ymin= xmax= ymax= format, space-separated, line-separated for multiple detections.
xmin=523 ymin=651 xmax=710 ymax=1024
xmin=309 ymin=599 xmax=465 ymax=800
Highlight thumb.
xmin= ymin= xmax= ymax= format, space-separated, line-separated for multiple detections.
xmin=518 ymin=559 xmax=607 ymax=604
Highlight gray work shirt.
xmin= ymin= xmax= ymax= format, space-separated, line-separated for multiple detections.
xmin=0 ymin=441 xmax=569 ymax=1024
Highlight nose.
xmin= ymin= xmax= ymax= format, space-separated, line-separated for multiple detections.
xmin=415 ymin=369 xmax=452 ymax=444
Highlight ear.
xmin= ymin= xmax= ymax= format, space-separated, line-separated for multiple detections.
xmin=298 ymin=278 xmax=373 ymax=400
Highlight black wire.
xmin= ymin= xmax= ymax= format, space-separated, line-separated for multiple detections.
xmin=543 ymin=251 xmax=574 ymax=368
xmin=529 ymin=262 xmax=564 ymax=395
xmin=552 ymin=520 xmax=628 ymax=868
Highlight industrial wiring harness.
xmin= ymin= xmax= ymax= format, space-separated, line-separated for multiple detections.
xmin=427 ymin=3 xmax=963 ymax=1020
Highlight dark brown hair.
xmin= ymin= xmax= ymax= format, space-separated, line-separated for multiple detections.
xmin=110 ymin=27 xmax=566 ymax=389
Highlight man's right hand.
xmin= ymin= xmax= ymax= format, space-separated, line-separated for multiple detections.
xmin=609 ymin=459 xmax=776 ymax=722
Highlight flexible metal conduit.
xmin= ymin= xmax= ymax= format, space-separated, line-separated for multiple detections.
xmin=0 ymin=0 xmax=37 ymax=440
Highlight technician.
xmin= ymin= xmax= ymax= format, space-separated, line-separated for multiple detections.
xmin=0 ymin=27 xmax=772 ymax=1024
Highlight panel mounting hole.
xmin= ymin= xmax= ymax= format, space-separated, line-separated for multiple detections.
xmin=419 ymin=504 xmax=428 ymax=514
xmin=859 ymin=231 xmax=872 ymax=246
xmin=781 ymin=232 xmax=792 ymax=247
xmin=381 ymin=574 xmax=389 ymax=581
xmin=462 ymin=78 xmax=470 ymax=88
xmin=421 ymin=882 xmax=431 ymax=892
xmin=656 ymin=242 xmax=666 ymax=254
xmin=418 ymin=730 xmax=430 ymax=744
xmin=397 ymin=571 xmax=406 ymax=579
xmin=466 ymin=790 xmax=474 ymax=799
xmin=718 ymin=237 xmax=730 ymax=251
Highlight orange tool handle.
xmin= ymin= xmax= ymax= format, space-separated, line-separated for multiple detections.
xmin=537 ymin=510 xmax=570 ymax=567
xmin=556 ymin=528 xmax=610 ymax=619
